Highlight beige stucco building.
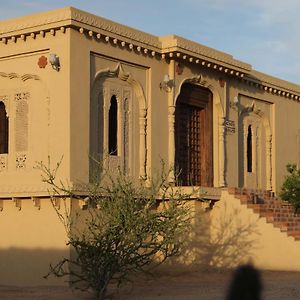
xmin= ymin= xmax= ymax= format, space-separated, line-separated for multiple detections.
xmin=0 ymin=7 xmax=300 ymax=286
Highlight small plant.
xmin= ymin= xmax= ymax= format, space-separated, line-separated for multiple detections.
xmin=39 ymin=160 xmax=191 ymax=300
xmin=280 ymin=163 xmax=300 ymax=212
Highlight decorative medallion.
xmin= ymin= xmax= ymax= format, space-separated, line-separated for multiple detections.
xmin=16 ymin=153 xmax=27 ymax=169
xmin=38 ymin=56 xmax=48 ymax=68
xmin=175 ymin=63 xmax=183 ymax=75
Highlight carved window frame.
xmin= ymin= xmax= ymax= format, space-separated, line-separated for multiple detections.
xmin=100 ymin=80 xmax=133 ymax=174
xmin=0 ymin=96 xmax=10 ymax=172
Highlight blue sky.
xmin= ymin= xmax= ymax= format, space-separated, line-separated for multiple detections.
xmin=0 ymin=0 xmax=299 ymax=84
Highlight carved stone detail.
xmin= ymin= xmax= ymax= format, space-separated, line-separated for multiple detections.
xmin=15 ymin=92 xmax=29 ymax=152
xmin=240 ymin=101 xmax=264 ymax=117
xmin=110 ymin=87 xmax=121 ymax=99
xmin=218 ymin=117 xmax=226 ymax=187
xmin=16 ymin=153 xmax=27 ymax=169
xmin=92 ymin=63 xmax=147 ymax=179
xmin=123 ymin=91 xmax=131 ymax=174
xmin=0 ymin=72 xmax=40 ymax=81
xmin=0 ymin=154 xmax=7 ymax=172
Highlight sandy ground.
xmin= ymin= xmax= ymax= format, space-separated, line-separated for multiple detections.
xmin=1 ymin=269 xmax=300 ymax=299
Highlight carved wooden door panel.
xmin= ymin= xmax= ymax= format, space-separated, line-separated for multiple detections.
xmin=175 ymin=84 xmax=213 ymax=187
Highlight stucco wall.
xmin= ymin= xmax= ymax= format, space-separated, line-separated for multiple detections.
xmin=0 ymin=198 xmax=70 ymax=285
xmin=0 ymin=27 xmax=71 ymax=196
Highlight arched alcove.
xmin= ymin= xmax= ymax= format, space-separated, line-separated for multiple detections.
xmin=170 ymin=75 xmax=225 ymax=187
xmin=239 ymin=104 xmax=272 ymax=190
xmin=91 ymin=64 xmax=148 ymax=180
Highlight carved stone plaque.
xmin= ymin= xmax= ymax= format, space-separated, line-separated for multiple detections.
xmin=225 ymin=119 xmax=236 ymax=134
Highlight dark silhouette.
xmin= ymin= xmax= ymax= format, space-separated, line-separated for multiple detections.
xmin=225 ymin=264 xmax=262 ymax=300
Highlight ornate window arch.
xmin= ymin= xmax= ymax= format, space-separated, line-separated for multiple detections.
xmin=239 ymin=103 xmax=272 ymax=190
xmin=91 ymin=64 xmax=147 ymax=179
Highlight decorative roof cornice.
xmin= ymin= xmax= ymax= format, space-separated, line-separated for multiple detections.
xmin=0 ymin=7 xmax=161 ymax=48
xmin=160 ymin=35 xmax=251 ymax=73
xmin=0 ymin=7 xmax=72 ymax=36
xmin=69 ymin=7 xmax=161 ymax=48
xmin=1 ymin=7 xmax=300 ymax=101
xmin=242 ymin=70 xmax=300 ymax=101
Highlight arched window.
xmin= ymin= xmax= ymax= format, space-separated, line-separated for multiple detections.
xmin=247 ymin=125 xmax=252 ymax=172
xmin=109 ymin=95 xmax=118 ymax=155
xmin=0 ymin=102 xmax=8 ymax=154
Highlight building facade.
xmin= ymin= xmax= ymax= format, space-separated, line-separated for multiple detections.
xmin=0 ymin=7 xmax=300 ymax=285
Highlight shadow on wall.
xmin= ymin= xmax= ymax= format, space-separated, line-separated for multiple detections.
xmin=0 ymin=248 xmax=70 ymax=286
xmin=162 ymin=202 xmax=259 ymax=272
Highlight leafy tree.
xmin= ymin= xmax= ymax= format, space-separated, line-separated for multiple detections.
xmin=280 ymin=163 xmax=300 ymax=212
xmin=40 ymin=160 xmax=191 ymax=300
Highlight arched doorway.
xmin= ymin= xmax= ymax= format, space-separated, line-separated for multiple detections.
xmin=175 ymin=83 xmax=213 ymax=186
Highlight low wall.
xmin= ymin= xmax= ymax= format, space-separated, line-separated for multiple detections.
xmin=2 ymin=190 xmax=300 ymax=286
xmin=0 ymin=197 xmax=70 ymax=286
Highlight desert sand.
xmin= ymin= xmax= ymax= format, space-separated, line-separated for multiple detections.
xmin=1 ymin=269 xmax=300 ymax=299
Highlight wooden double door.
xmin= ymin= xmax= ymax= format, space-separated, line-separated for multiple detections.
xmin=175 ymin=84 xmax=213 ymax=186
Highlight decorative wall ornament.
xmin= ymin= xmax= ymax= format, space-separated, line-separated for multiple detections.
xmin=187 ymin=75 xmax=205 ymax=86
xmin=110 ymin=87 xmax=121 ymax=99
xmin=16 ymin=153 xmax=27 ymax=169
xmin=15 ymin=92 xmax=30 ymax=102
xmin=123 ymin=92 xmax=131 ymax=174
xmin=0 ymin=154 xmax=7 ymax=172
xmin=224 ymin=119 xmax=236 ymax=134
xmin=38 ymin=56 xmax=48 ymax=68
xmin=240 ymin=101 xmax=264 ymax=117
xmin=0 ymin=72 xmax=40 ymax=82
xmin=175 ymin=63 xmax=183 ymax=75
xmin=159 ymin=74 xmax=174 ymax=93
xmin=15 ymin=92 xmax=29 ymax=152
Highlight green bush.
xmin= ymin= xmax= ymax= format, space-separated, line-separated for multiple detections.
xmin=40 ymin=160 xmax=191 ymax=300
xmin=280 ymin=164 xmax=300 ymax=212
